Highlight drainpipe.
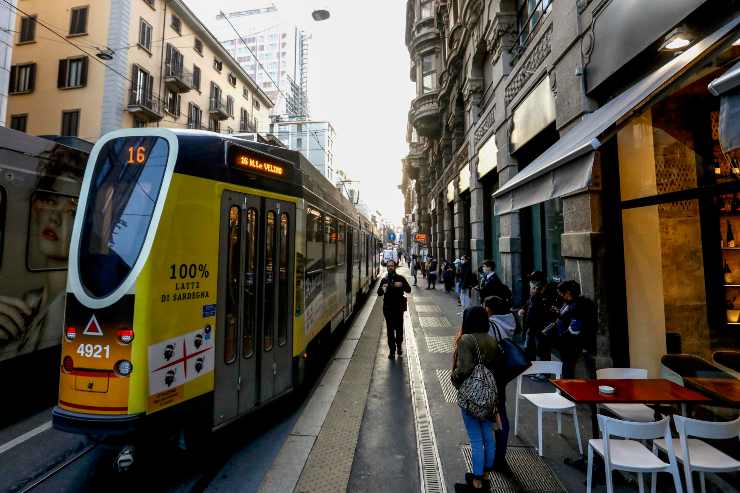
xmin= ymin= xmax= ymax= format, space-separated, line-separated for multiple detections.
xmin=157 ymin=0 xmax=168 ymax=127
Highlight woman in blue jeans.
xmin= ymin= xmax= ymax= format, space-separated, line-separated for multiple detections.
xmin=451 ymin=306 xmax=500 ymax=491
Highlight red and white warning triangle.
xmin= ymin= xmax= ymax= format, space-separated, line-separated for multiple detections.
xmin=83 ymin=314 xmax=104 ymax=336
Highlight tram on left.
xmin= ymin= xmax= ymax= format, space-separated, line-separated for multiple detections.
xmin=0 ymin=128 xmax=91 ymax=423
xmin=51 ymin=129 xmax=381 ymax=459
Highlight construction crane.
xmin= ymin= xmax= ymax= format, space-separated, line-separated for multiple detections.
xmin=216 ymin=4 xmax=278 ymax=19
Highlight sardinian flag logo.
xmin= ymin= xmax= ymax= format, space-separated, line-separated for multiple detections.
xmin=82 ymin=314 xmax=104 ymax=336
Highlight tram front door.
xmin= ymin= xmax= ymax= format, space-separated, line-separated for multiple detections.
xmin=214 ymin=192 xmax=295 ymax=427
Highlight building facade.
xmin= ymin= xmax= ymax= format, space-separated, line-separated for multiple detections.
xmin=271 ymin=119 xmax=336 ymax=182
xmin=403 ymin=0 xmax=740 ymax=373
xmin=7 ymin=0 xmax=272 ymax=141
xmin=0 ymin=0 xmax=17 ymax=126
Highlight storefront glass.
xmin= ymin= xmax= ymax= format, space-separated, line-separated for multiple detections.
xmin=613 ymin=37 xmax=740 ymax=375
xmin=523 ymin=198 xmax=565 ymax=283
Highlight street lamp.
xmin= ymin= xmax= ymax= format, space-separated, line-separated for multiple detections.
xmin=312 ymin=9 xmax=330 ymax=21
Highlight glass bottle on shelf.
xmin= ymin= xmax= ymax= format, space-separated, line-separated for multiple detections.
xmin=728 ymin=220 xmax=736 ymax=248
xmin=734 ymin=193 xmax=740 ymax=212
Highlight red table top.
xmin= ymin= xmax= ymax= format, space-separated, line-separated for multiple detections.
xmin=684 ymin=377 xmax=740 ymax=406
xmin=551 ymin=379 xmax=711 ymax=404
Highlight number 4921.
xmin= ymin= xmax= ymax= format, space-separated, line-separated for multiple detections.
xmin=76 ymin=343 xmax=110 ymax=359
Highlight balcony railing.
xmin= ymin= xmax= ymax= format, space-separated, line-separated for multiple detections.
xmin=209 ymin=96 xmax=229 ymax=120
xmin=164 ymin=62 xmax=193 ymax=92
xmin=127 ymin=87 xmax=163 ymax=122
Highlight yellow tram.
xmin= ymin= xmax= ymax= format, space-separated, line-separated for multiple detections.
xmin=52 ymin=128 xmax=381 ymax=440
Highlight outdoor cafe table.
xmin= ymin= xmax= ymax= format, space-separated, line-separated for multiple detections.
xmin=551 ymin=378 xmax=711 ymax=469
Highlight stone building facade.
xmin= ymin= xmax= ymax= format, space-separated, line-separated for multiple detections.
xmin=403 ymin=0 xmax=740 ymax=372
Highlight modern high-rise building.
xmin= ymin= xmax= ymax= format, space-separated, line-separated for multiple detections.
xmin=271 ymin=119 xmax=335 ymax=180
xmin=204 ymin=2 xmax=310 ymax=120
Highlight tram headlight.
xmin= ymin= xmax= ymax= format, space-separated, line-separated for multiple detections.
xmin=65 ymin=327 xmax=77 ymax=341
xmin=114 ymin=360 xmax=133 ymax=377
xmin=116 ymin=328 xmax=134 ymax=344
xmin=62 ymin=356 xmax=74 ymax=373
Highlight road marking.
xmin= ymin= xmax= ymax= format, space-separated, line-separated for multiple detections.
xmin=405 ymin=310 xmax=447 ymax=493
xmin=0 ymin=421 xmax=52 ymax=455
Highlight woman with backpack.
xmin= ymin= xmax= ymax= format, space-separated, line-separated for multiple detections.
xmin=451 ymin=306 xmax=500 ymax=491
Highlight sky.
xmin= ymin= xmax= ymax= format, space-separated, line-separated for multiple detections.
xmin=185 ymin=0 xmax=415 ymax=226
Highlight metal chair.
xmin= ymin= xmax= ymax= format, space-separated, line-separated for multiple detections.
xmin=596 ymin=368 xmax=657 ymax=422
xmin=514 ymin=360 xmax=583 ymax=457
xmin=587 ymin=415 xmax=683 ymax=493
xmin=653 ymin=415 xmax=740 ymax=493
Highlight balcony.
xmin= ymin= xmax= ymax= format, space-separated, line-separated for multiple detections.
xmin=409 ymin=91 xmax=441 ymax=138
xmin=164 ymin=63 xmax=193 ymax=93
xmin=209 ymin=97 xmax=229 ymax=120
xmin=127 ymin=88 xmax=163 ymax=122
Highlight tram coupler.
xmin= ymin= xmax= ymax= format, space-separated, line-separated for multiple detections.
xmin=115 ymin=445 xmax=135 ymax=473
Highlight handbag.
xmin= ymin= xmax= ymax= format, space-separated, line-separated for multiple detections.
xmin=456 ymin=335 xmax=498 ymax=420
xmin=490 ymin=319 xmax=532 ymax=385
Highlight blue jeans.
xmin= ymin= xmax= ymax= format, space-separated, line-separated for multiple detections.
xmin=461 ymin=409 xmax=495 ymax=477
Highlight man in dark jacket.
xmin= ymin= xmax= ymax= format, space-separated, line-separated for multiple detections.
xmin=477 ymin=260 xmax=512 ymax=308
xmin=550 ymin=280 xmax=596 ymax=378
xmin=457 ymin=255 xmax=475 ymax=308
xmin=520 ymin=271 xmax=556 ymax=362
xmin=378 ymin=260 xmax=412 ymax=358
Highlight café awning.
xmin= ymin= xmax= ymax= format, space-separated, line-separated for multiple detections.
xmin=493 ymin=15 xmax=740 ymax=215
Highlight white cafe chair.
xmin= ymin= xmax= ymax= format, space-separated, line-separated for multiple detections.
xmin=653 ymin=415 xmax=740 ymax=493
xmin=596 ymin=368 xmax=657 ymax=422
xmin=587 ymin=415 xmax=683 ymax=493
xmin=514 ymin=360 xmax=583 ymax=457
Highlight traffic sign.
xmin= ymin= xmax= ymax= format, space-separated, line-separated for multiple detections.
xmin=388 ymin=232 xmax=396 ymax=242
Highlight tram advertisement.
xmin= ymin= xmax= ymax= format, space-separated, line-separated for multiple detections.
xmin=0 ymin=140 xmax=86 ymax=362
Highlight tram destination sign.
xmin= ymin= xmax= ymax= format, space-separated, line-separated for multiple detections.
xmin=229 ymin=145 xmax=288 ymax=178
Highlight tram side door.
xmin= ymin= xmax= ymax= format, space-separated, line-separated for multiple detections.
xmin=257 ymin=199 xmax=295 ymax=403
xmin=215 ymin=192 xmax=260 ymax=426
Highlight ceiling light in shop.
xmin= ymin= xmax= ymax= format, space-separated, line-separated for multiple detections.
xmin=733 ymin=37 xmax=740 ymax=46
xmin=664 ymin=37 xmax=691 ymax=50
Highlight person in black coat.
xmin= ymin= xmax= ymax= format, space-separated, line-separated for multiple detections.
xmin=519 ymin=271 xmax=556 ymax=363
xmin=477 ymin=260 xmax=512 ymax=308
xmin=377 ymin=260 xmax=411 ymax=358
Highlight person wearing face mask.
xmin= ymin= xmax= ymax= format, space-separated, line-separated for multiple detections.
xmin=377 ymin=260 xmax=412 ymax=358
xmin=548 ymin=280 xmax=596 ymax=379
xmin=518 ymin=272 xmax=556 ymax=365
xmin=476 ymin=260 xmax=512 ymax=309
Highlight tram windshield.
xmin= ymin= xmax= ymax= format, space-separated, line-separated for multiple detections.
xmin=78 ymin=136 xmax=169 ymax=298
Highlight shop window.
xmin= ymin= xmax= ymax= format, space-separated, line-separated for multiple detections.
xmin=523 ymin=198 xmax=564 ymax=283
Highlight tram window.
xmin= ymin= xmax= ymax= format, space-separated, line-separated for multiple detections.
xmin=337 ymin=222 xmax=346 ymax=266
xmin=305 ymin=207 xmax=323 ymax=272
xmin=325 ymin=216 xmax=337 ymax=268
xmin=278 ymin=212 xmax=289 ymax=347
xmin=0 ymin=187 xmax=4 ymax=267
xmin=264 ymin=210 xmax=275 ymax=351
xmin=224 ymin=205 xmax=240 ymax=364
xmin=27 ymin=191 xmax=78 ymax=271
xmin=352 ymin=227 xmax=359 ymax=265
xmin=242 ymin=207 xmax=257 ymax=359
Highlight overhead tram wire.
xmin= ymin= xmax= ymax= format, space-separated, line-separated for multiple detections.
xmin=0 ymin=0 xmax=132 ymax=84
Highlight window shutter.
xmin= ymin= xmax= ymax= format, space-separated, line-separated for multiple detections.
xmin=78 ymin=8 xmax=88 ymax=34
xmin=28 ymin=64 xmax=36 ymax=92
xmin=80 ymin=57 xmax=88 ymax=87
xmin=147 ymin=73 xmax=154 ymax=98
xmin=9 ymin=65 xmax=16 ymax=93
xmin=165 ymin=43 xmax=172 ymax=64
xmin=176 ymin=94 xmax=181 ymax=117
xmin=58 ymin=59 xmax=68 ymax=88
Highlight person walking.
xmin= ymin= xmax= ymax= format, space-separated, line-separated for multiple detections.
xmin=484 ymin=295 xmax=517 ymax=471
xmin=426 ymin=256 xmax=438 ymax=289
xmin=377 ymin=260 xmax=411 ymax=358
xmin=410 ymin=255 xmax=419 ymax=286
xmin=477 ymin=260 xmax=512 ymax=308
xmin=443 ymin=261 xmax=456 ymax=293
xmin=451 ymin=306 xmax=500 ymax=491
xmin=458 ymin=255 xmax=475 ymax=308
xmin=548 ymin=280 xmax=596 ymax=378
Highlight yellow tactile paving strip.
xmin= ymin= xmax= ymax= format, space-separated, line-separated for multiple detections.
xmin=294 ymin=300 xmax=382 ymax=493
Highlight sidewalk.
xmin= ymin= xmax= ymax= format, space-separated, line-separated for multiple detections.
xmin=251 ymin=265 xmax=715 ymax=493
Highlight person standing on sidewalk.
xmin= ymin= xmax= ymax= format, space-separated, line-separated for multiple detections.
xmin=377 ymin=260 xmax=411 ymax=359
xmin=451 ymin=306 xmax=500 ymax=492
xmin=519 ymin=271 xmax=556 ymax=364
xmin=484 ymin=295 xmax=517 ymax=471
xmin=410 ymin=255 xmax=418 ymax=286
xmin=426 ymin=256 xmax=438 ymax=289
xmin=458 ymin=255 xmax=475 ymax=308
xmin=548 ymin=280 xmax=596 ymax=378
xmin=477 ymin=260 xmax=512 ymax=308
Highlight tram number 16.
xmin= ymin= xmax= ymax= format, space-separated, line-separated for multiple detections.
xmin=76 ymin=344 xmax=111 ymax=359
xmin=127 ymin=145 xmax=147 ymax=164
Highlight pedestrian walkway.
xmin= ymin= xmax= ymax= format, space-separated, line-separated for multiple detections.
xmin=249 ymin=265 xmax=704 ymax=493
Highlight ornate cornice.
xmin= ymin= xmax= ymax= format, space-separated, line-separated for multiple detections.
xmin=486 ymin=12 xmax=517 ymax=64
xmin=504 ymin=23 xmax=553 ymax=107
xmin=474 ymin=103 xmax=495 ymax=145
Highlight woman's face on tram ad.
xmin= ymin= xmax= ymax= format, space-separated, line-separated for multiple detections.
xmin=32 ymin=192 xmax=77 ymax=265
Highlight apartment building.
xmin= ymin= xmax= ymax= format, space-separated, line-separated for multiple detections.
xmin=6 ymin=0 xmax=272 ymax=141
xmin=270 ymin=119 xmax=335 ymax=181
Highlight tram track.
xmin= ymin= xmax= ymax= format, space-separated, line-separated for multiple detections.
xmin=15 ymin=443 xmax=97 ymax=493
